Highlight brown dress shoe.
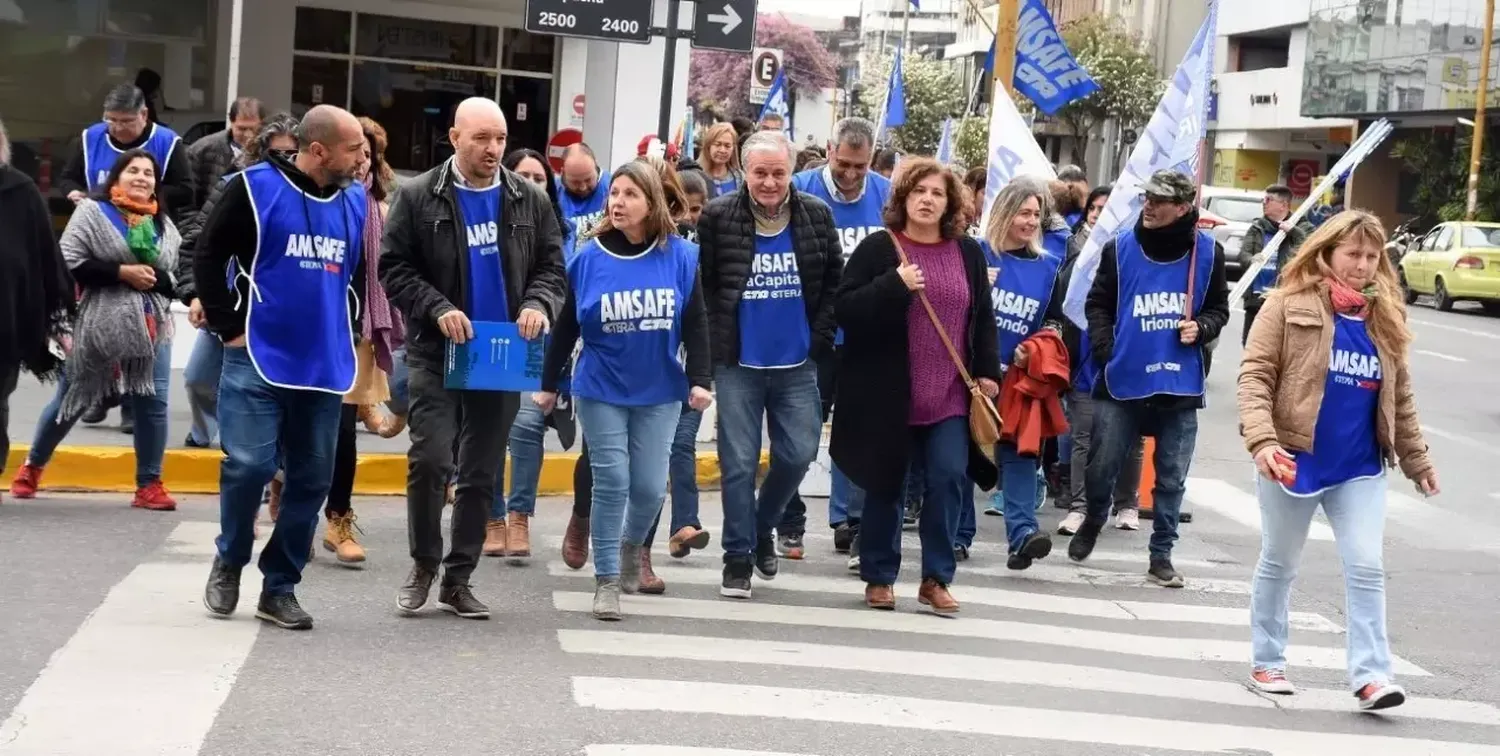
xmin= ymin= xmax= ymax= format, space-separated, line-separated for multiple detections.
xmin=377 ymin=413 xmax=407 ymax=439
xmin=638 ymin=546 xmax=666 ymax=594
xmin=667 ymin=525 xmax=711 ymax=559
xmin=562 ymin=514 xmax=590 ymax=570
xmin=865 ymin=583 xmax=895 ymax=610
xmin=918 ymin=578 xmax=959 ymax=614
xmin=505 ymin=511 xmax=532 ymax=562
xmin=482 ymin=519 xmax=507 ymax=557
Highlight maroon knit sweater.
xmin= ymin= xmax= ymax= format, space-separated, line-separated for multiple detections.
xmin=900 ymin=232 xmax=970 ymax=426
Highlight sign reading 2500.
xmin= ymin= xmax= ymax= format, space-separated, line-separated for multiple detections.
xmin=525 ymin=0 xmax=654 ymax=44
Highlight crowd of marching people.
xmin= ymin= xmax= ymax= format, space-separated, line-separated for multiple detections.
xmin=0 ymin=82 xmax=1440 ymax=711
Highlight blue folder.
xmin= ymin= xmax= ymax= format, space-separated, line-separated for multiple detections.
xmin=444 ymin=321 xmax=555 ymax=392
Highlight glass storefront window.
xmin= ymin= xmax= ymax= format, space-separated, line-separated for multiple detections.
xmin=291 ymin=55 xmax=351 ymax=118
xmin=500 ymin=75 xmax=553 ymax=154
xmin=295 ymin=7 xmax=352 ymax=54
xmin=355 ymin=14 xmax=498 ymax=68
xmin=501 ymin=28 xmax=556 ymax=74
xmin=350 ymin=61 xmax=497 ymax=171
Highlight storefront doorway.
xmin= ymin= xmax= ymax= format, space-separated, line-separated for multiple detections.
xmin=290 ymin=7 xmax=555 ymax=173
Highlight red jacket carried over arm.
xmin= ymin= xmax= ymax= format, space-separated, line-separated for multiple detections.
xmin=999 ymin=330 xmax=1071 ymax=456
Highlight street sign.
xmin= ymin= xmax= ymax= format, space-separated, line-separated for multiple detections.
xmin=546 ymin=128 xmax=584 ymax=172
xmin=748 ymin=47 xmax=782 ymax=105
xmin=693 ymin=0 xmax=758 ymax=53
xmin=524 ymin=0 xmax=653 ymax=45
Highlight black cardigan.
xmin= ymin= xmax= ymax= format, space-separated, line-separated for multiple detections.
xmin=830 ymin=229 xmax=1002 ymax=500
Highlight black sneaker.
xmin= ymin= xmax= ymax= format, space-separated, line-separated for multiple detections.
xmin=754 ymin=536 xmax=779 ymax=580
xmin=203 ymin=556 xmax=242 ymax=617
xmin=397 ymin=563 xmax=438 ymax=616
xmin=833 ymin=523 xmax=854 ymax=553
xmin=81 ymin=402 xmax=109 ymax=424
xmin=255 ymin=592 xmax=313 ymax=630
xmin=1006 ymin=531 xmax=1053 ymax=570
xmin=903 ymin=498 xmax=921 ymax=526
xmin=1068 ymin=520 xmax=1102 ymax=562
xmin=720 ymin=560 xmax=753 ymax=599
xmin=1148 ymin=558 xmax=1186 ymax=588
xmin=954 ymin=544 xmax=970 ymax=562
xmin=184 ymin=433 xmax=211 ymax=449
xmin=777 ymin=533 xmax=805 ymax=560
xmin=437 ymin=583 xmax=491 ymax=619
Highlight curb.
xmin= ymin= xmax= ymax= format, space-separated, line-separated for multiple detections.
xmin=4 ymin=446 xmax=763 ymax=496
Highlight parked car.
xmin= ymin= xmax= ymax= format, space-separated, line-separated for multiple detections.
xmin=1198 ymin=186 xmax=1265 ymax=278
xmin=1399 ymin=221 xmax=1500 ymax=313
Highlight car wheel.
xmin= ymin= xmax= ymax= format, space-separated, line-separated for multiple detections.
xmin=1482 ymin=301 xmax=1500 ymax=315
xmin=1399 ymin=270 xmax=1417 ymax=305
xmin=1434 ymin=277 xmax=1455 ymax=312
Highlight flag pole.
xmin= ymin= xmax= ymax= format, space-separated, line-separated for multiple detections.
xmin=993 ymin=0 xmax=1019 ymax=95
xmin=902 ymin=0 xmax=913 ymax=55
xmin=1466 ymin=0 xmax=1496 ymax=220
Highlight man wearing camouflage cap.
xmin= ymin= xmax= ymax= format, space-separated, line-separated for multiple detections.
xmin=1069 ymin=169 xmax=1229 ymax=587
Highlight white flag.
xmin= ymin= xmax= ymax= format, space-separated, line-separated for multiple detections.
xmin=978 ymin=83 xmax=1056 ymax=234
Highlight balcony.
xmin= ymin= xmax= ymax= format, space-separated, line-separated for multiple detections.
xmin=1214 ymin=66 xmax=1351 ymax=133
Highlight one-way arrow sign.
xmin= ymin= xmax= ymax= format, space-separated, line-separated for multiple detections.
xmin=693 ymin=0 xmax=757 ymax=53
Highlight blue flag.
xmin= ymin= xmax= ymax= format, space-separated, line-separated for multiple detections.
xmin=982 ymin=0 xmax=1099 ymax=116
xmin=1061 ymin=1 xmax=1218 ymax=328
xmin=935 ymin=118 xmax=955 ymax=164
xmin=758 ymin=66 xmax=791 ymax=137
xmin=879 ymin=49 xmax=907 ymax=140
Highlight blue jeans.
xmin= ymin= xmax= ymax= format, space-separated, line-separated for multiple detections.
xmin=27 ymin=341 xmax=171 ymax=488
xmin=714 ymin=363 xmax=822 ymax=561
xmin=214 ymin=348 xmax=343 ymax=595
xmin=1084 ymin=398 xmax=1198 ymax=559
xmin=498 ymin=399 xmax=547 ymax=519
xmin=997 ymin=442 xmax=1041 ymax=552
xmin=183 ymin=329 xmax=223 ymax=446
xmin=668 ymin=404 xmax=704 ymax=533
xmin=829 ymin=462 xmax=865 ymax=526
xmin=576 ymin=397 xmax=679 ymax=578
xmin=859 ymin=417 xmax=966 ymax=585
xmin=1252 ymin=474 xmax=1392 ymax=690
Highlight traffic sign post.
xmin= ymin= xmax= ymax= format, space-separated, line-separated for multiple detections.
xmin=748 ymin=47 xmax=782 ymax=105
xmin=524 ymin=0 xmax=654 ymax=44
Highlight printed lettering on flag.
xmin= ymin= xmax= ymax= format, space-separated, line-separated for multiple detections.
xmin=978 ymin=83 xmax=1056 ymax=234
xmin=1013 ymin=0 xmax=1100 ymax=115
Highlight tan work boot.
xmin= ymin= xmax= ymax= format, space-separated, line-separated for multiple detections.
xmin=322 ymin=511 xmax=366 ymax=565
xmin=561 ymin=514 xmax=589 ymax=570
xmin=505 ymin=511 xmax=532 ymax=563
xmin=483 ymin=519 xmax=507 ymax=557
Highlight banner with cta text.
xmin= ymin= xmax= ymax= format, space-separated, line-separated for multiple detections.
xmin=978 ymin=82 xmax=1056 ymax=236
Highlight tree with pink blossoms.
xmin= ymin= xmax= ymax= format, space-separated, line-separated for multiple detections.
xmin=688 ymin=14 xmax=838 ymax=118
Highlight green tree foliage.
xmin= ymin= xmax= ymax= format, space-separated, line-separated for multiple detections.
xmin=954 ymin=115 xmax=989 ymax=169
xmin=1052 ymin=15 xmax=1162 ymax=169
xmin=855 ymin=52 xmax=965 ymax=156
xmin=1391 ymin=129 xmax=1500 ymax=223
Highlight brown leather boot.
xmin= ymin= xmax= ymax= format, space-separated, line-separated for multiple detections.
xmin=377 ymin=413 xmax=407 ymax=439
xmin=505 ymin=511 xmax=531 ymax=563
xmin=865 ymin=583 xmax=895 ymax=610
xmin=918 ymin=578 xmax=959 ymax=614
xmin=483 ymin=519 xmax=507 ymax=557
xmin=561 ymin=514 xmax=589 ymax=570
xmin=638 ymin=546 xmax=665 ymax=594
xmin=667 ymin=525 xmax=711 ymax=559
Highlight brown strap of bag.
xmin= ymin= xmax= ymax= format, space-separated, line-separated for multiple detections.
xmin=888 ymin=229 xmax=979 ymax=391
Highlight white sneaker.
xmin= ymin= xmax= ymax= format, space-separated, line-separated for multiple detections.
xmin=1114 ymin=508 xmax=1141 ymax=530
xmin=1057 ymin=511 xmax=1086 ymax=535
xmin=847 ymin=553 xmax=860 ymax=572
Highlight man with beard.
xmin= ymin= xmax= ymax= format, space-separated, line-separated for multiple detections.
xmin=197 ymin=105 xmax=370 ymax=630
xmin=557 ymin=143 xmax=609 ymax=255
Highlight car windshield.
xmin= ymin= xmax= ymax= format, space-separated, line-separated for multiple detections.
xmin=1206 ymin=197 xmax=1262 ymax=223
xmin=1461 ymin=226 xmax=1500 ymax=248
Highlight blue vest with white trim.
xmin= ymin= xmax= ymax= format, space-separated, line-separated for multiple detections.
xmin=1103 ymin=228 xmax=1214 ymax=401
xmin=82 ymin=122 xmax=180 ymax=192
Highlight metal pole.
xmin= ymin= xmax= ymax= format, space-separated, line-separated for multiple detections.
xmin=993 ymin=0 xmax=1019 ymax=95
xmin=657 ymin=0 xmax=681 ymax=142
xmin=901 ymin=0 xmax=912 ymax=55
xmin=878 ymin=0 xmax=895 ymax=56
xmin=1467 ymin=0 xmax=1496 ymax=220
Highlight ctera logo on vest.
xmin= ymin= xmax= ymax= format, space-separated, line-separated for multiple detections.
xmin=599 ymin=287 xmax=677 ymax=334
xmin=283 ymin=233 xmax=348 ymax=273
xmin=1132 ymin=291 xmax=1187 ymax=333
xmin=467 ymin=221 xmax=499 ymax=255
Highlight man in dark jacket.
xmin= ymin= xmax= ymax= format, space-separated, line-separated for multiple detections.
xmin=58 ymin=84 xmax=193 ymax=220
xmin=380 ymin=97 xmax=567 ymax=620
xmin=1071 ymin=169 xmax=1230 ymax=587
xmin=697 ymin=130 xmax=843 ymax=600
xmin=187 ymin=97 xmax=266 ymax=212
xmin=1239 ymin=183 xmax=1313 ymax=345
xmin=0 ymin=119 xmax=73 ymax=494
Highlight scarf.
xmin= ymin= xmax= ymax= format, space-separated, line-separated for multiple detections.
xmin=360 ymin=182 xmax=403 ymax=372
xmin=751 ymin=191 xmax=791 ymax=236
xmin=57 ymin=199 xmax=178 ymax=422
xmin=108 ymin=186 xmax=162 ymax=266
xmin=1326 ymin=275 xmax=1373 ymax=316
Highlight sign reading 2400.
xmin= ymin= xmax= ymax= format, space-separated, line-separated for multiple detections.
xmin=524 ymin=0 xmax=654 ymax=44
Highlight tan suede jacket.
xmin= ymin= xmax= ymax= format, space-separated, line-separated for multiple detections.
xmin=1237 ymin=285 xmax=1433 ymax=481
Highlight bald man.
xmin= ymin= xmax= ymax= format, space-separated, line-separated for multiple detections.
xmin=381 ymin=96 xmax=566 ymax=620
xmin=557 ymin=143 xmax=610 ymax=254
xmin=196 ymin=104 xmax=370 ymax=631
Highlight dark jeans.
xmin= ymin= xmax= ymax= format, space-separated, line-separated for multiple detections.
xmin=214 ymin=348 xmax=343 ymax=595
xmin=777 ymin=353 xmax=838 ymax=538
xmin=1084 ymin=398 xmax=1199 ymax=559
xmin=0 ymin=362 xmax=18 ymax=477
xmin=859 ymin=417 xmax=967 ymax=586
xmin=326 ymin=403 xmax=357 ymax=518
xmin=405 ymin=364 xmax=518 ymax=585
xmin=1067 ymin=392 xmax=1141 ymax=514
xmin=667 ymin=404 xmax=704 ymax=535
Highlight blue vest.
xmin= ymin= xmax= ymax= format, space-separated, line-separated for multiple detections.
xmin=82 ymin=122 xmax=180 ymax=192
xmin=1250 ymin=227 xmax=1280 ymax=295
xmin=241 ymin=163 xmax=367 ymax=393
xmin=1286 ymin=315 xmax=1384 ymax=495
xmin=569 ymin=235 xmax=699 ymax=407
xmin=981 ymin=242 xmax=1061 ymax=368
xmin=708 ymin=172 xmax=741 ymax=199
xmin=453 ymin=183 xmax=510 ymax=322
xmin=558 ymin=173 xmax=610 ymax=258
xmin=1103 ymin=229 xmax=1214 ymax=401
xmin=739 ymin=227 xmax=810 ymax=368
xmin=1043 ymin=228 xmax=1069 ymax=259
xmin=793 ymin=168 xmax=889 ymax=346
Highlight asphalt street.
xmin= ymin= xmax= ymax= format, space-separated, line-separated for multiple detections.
xmin=2 ymin=301 xmax=1500 ymax=754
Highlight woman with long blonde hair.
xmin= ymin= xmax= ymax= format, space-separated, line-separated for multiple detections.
xmin=1238 ymin=209 xmax=1438 ymax=711
xmin=698 ymin=122 xmax=742 ymax=198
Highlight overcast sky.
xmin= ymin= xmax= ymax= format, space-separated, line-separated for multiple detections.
xmin=758 ymin=0 xmax=865 ymax=18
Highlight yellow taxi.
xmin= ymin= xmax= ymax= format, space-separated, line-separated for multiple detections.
xmin=1398 ymin=221 xmax=1500 ymax=313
